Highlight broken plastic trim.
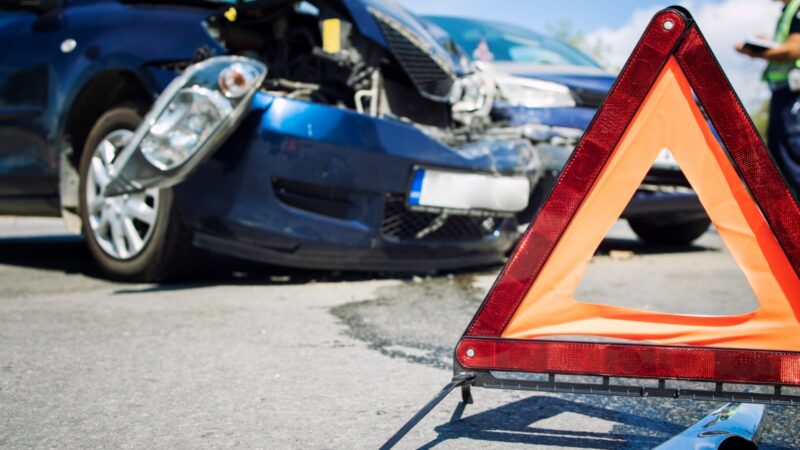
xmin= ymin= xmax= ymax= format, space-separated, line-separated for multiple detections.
xmin=104 ymin=56 xmax=267 ymax=196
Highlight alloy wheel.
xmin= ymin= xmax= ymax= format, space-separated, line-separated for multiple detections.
xmin=85 ymin=129 xmax=161 ymax=260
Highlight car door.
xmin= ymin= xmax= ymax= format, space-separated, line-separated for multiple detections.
xmin=0 ymin=2 xmax=60 ymax=209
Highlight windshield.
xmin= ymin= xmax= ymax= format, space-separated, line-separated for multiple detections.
xmin=425 ymin=16 xmax=601 ymax=68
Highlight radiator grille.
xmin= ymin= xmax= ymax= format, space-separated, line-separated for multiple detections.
xmin=381 ymin=194 xmax=500 ymax=241
xmin=371 ymin=10 xmax=455 ymax=100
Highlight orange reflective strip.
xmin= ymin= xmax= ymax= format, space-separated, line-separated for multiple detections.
xmin=502 ymin=58 xmax=800 ymax=351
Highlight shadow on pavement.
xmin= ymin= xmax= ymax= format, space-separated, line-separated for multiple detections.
xmin=0 ymin=234 xmax=101 ymax=276
xmin=416 ymin=394 xmax=797 ymax=450
xmin=420 ymin=396 xmax=683 ymax=449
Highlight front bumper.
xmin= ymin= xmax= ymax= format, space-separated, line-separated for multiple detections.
xmin=171 ymin=92 xmax=536 ymax=271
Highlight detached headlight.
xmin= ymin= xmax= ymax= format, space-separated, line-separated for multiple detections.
xmin=141 ymin=86 xmax=233 ymax=170
xmin=496 ymin=76 xmax=575 ymax=108
xmin=105 ymin=56 xmax=267 ymax=196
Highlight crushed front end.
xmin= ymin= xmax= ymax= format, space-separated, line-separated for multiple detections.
xmin=107 ymin=0 xmax=543 ymax=271
xmin=174 ymin=93 xmax=537 ymax=271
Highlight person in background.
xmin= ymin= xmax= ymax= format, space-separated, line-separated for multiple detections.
xmin=736 ymin=0 xmax=800 ymax=201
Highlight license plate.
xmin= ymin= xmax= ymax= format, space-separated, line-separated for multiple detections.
xmin=653 ymin=148 xmax=679 ymax=169
xmin=407 ymin=168 xmax=530 ymax=213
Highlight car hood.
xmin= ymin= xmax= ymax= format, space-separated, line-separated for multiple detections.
xmin=488 ymin=62 xmax=616 ymax=94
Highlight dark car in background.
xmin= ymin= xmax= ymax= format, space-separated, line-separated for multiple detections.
xmin=0 ymin=0 xmax=541 ymax=281
xmin=426 ymin=16 xmax=711 ymax=245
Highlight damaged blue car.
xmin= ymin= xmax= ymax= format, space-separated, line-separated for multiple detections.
xmin=0 ymin=0 xmax=541 ymax=280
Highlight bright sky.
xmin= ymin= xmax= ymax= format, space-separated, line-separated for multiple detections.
xmin=396 ymin=0 xmax=784 ymax=111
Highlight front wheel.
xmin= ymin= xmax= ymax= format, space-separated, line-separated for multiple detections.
xmin=628 ymin=216 xmax=711 ymax=246
xmin=78 ymin=105 xmax=194 ymax=281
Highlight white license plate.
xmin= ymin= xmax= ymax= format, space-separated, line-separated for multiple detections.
xmin=653 ymin=148 xmax=679 ymax=169
xmin=407 ymin=168 xmax=530 ymax=213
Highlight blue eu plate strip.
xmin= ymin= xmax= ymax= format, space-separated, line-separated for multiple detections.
xmin=408 ymin=169 xmax=425 ymax=206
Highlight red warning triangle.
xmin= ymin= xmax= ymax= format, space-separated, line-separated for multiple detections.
xmin=457 ymin=7 xmax=800 ymax=385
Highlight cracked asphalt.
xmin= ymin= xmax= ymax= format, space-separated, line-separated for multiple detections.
xmin=0 ymin=218 xmax=798 ymax=449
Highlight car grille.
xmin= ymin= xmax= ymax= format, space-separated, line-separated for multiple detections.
xmin=370 ymin=9 xmax=455 ymax=100
xmin=381 ymin=194 xmax=500 ymax=241
xmin=571 ymin=88 xmax=608 ymax=108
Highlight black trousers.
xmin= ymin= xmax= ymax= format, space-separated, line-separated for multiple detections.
xmin=767 ymin=86 xmax=800 ymax=202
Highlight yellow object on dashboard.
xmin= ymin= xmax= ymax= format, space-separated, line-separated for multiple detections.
xmin=224 ymin=7 xmax=237 ymax=22
xmin=322 ymin=18 xmax=341 ymax=53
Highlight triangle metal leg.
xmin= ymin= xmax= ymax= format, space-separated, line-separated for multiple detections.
xmin=380 ymin=373 xmax=475 ymax=450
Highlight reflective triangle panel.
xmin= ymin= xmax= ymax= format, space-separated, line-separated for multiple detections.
xmin=458 ymin=7 xmax=800 ymax=385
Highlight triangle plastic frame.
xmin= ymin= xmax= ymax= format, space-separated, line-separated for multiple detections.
xmin=456 ymin=6 xmax=800 ymax=388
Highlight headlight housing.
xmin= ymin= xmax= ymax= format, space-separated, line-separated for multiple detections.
xmin=140 ymin=86 xmax=233 ymax=170
xmin=496 ymin=75 xmax=576 ymax=108
xmin=104 ymin=56 xmax=267 ymax=196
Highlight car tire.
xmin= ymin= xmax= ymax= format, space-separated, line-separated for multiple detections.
xmin=627 ymin=216 xmax=711 ymax=246
xmin=78 ymin=104 xmax=195 ymax=282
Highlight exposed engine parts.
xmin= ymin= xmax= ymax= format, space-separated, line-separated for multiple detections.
xmin=202 ymin=0 xmax=505 ymax=145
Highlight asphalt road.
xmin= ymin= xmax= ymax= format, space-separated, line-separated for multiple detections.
xmin=0 ymin=218 xmax=797 ymax=449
